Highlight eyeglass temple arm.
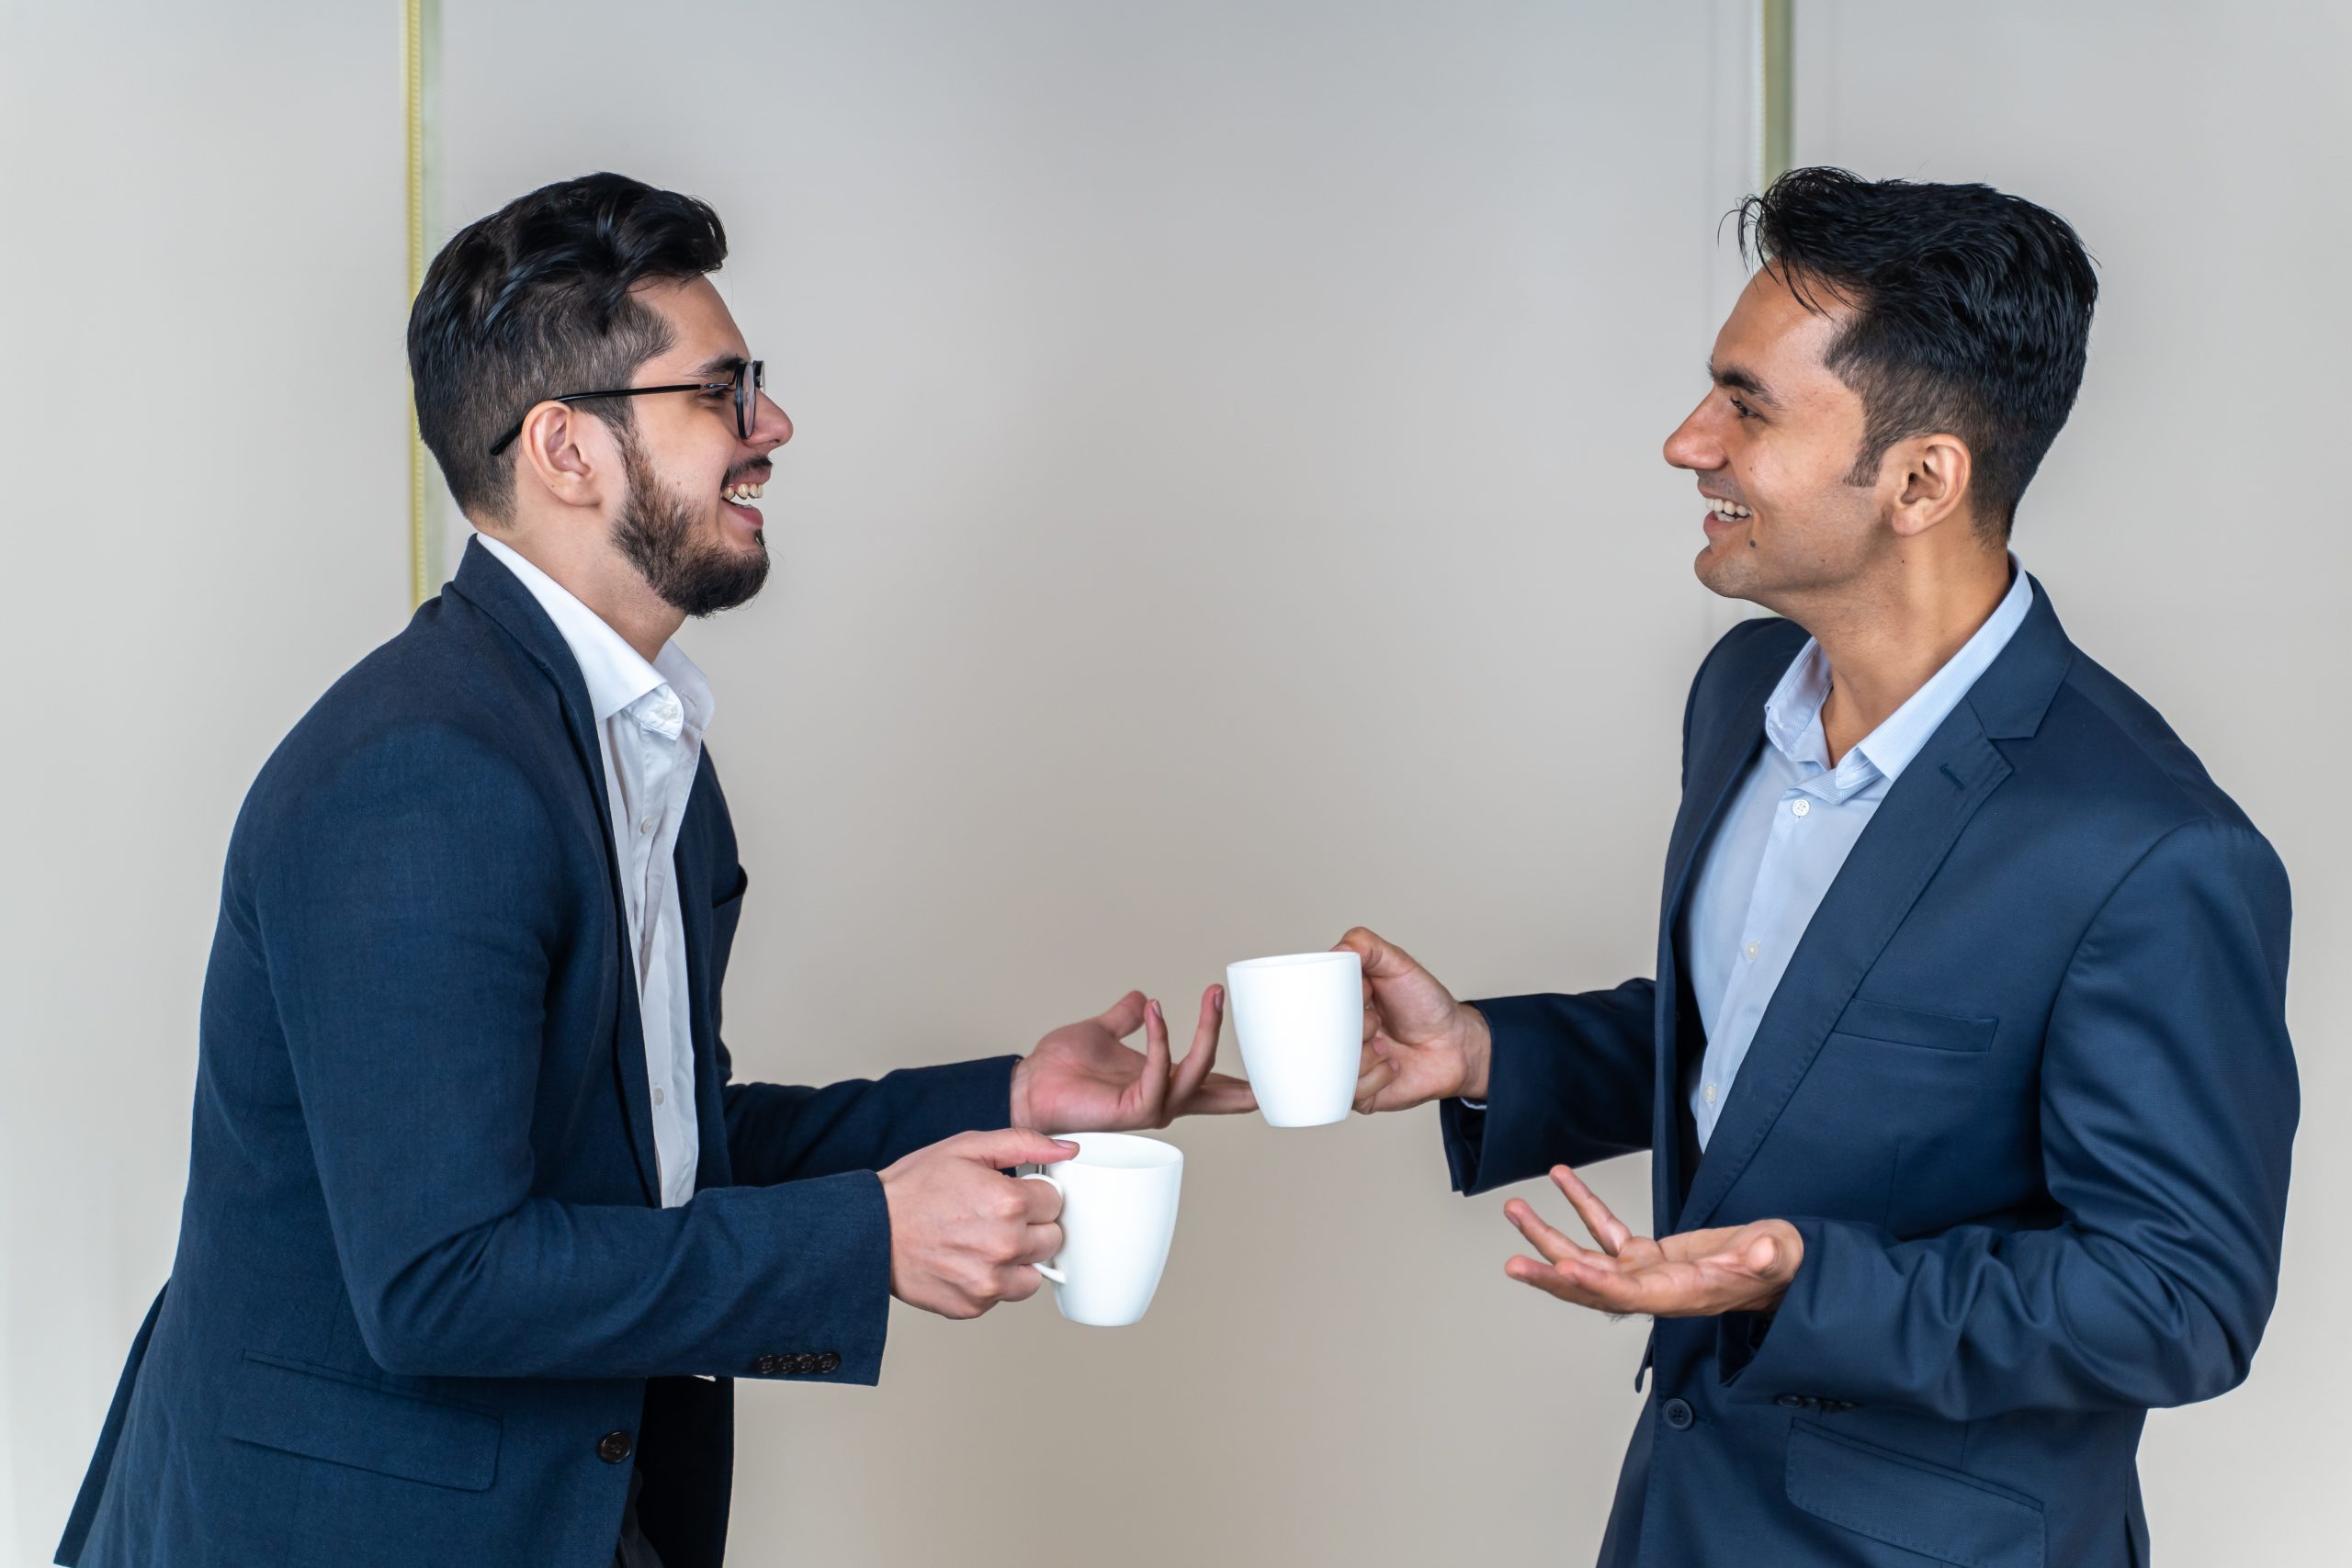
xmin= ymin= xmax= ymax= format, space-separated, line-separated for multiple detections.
xmin=484 ymin=380 xmax=731 ymax=457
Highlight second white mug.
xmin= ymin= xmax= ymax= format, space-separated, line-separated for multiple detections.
xmin=1225 ymin=949 xmax=1363 ymax=1127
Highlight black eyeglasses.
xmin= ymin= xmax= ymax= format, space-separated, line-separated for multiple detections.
xmin=487 ymin=358 xmax=765 ymax=457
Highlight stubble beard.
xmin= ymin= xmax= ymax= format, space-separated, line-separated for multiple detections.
xmin=611 ymin=429 xmax=771 ymax=618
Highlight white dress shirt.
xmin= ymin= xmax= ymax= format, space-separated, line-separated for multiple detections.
xmin=1680 ymin=558 xmax=2032 ymax=1148
xmin=477 ymin=534 xmax=712 ymax=1207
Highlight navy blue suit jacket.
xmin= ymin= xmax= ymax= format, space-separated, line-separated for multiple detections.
xmin=1440 ymin=581 xmax=2296 ymax=1568
xmin=60 ymin=539 xmax=1016 ymax=1568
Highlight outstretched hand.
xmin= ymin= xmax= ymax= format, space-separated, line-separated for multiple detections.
xmin=1009 ymin=987 xmax=1257 ymax=1134
xmin=1502 ymin=1166 xmax=1803 ymax=1318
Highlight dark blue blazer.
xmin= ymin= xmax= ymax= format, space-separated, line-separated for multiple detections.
xmin=60 ymin=539 xmax=1016 ymax=1568
xmin=1442 ymin=580 xmax=2296 ymax=1568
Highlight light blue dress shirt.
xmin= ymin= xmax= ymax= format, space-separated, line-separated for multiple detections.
xmin=1681 ymin=559 xmax=2032 ymax=1148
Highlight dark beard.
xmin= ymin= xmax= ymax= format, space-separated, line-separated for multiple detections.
xmin=610 ymin=431 xmax=770 ymax=617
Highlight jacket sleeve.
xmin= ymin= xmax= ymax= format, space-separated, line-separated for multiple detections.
xmin=718 ymin=1052 xmax=1018 ymax=1188
xmin=255 ymin=723 xmax=895 ymax=1385
xmin=1727 ymin=816 xmax=2298 ymax=1419
xmin=1438 ymin=980 xmax=1657 ymax=1194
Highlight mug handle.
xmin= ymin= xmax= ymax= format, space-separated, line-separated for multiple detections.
xmin=1017 ymin=1170 xmax=1069 ymax=1284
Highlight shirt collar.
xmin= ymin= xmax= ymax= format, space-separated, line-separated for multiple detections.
xmin=473 ymin=533 xmax=714 ymax=736
xmin=1761 ymin=554 xmax=2033 ymax=793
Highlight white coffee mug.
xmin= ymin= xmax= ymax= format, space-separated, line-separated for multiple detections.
xmin=1017 ymin=1132 xmax=1183 ymax=1327
xmin=1225 ymin=950 xmax=1363 ymax=1127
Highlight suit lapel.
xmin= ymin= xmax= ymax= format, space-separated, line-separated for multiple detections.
xmin=1674 ymin=701 xmax=2011 ymax=1233
xmin=447 ymin=538 xmax=665 ymax=1206
xmin=1671 ymin=577 xmax=2071 ymax=1234
xmin=670 ymin=801 xmax=737 ymax=1190
xmin=1649 ymin=639 xmax=1789 ymax=1232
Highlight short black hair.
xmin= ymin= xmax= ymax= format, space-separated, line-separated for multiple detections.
xmin=408 ymin=173 xmax=728 ymax=522
xmin=1738 ymin=166 xmax=2097 ymax=540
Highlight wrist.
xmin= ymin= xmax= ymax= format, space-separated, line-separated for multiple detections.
xmin=1006 ymin=1056 xmax=1034 ymax=1129
xmin=1456 ymin=1004 xmax=1493 ymax=1101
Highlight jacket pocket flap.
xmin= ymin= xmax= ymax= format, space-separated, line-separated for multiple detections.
xmin=221 ymin=1353 xmax=501 ymax=1493
xmin=1786 ymin=1420 xmax=2042 ymax=1568
xmin=1830 ymin=998 xmax=1997 ymax=1053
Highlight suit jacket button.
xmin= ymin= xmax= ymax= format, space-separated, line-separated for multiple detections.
xmin=597 ymin=1429 xmax=634 ymax=1464
xmin=752 ymin=1354 xmax=783 ymax=1376
xmin=791 ymin=1352 xmax=820 ymax=1374
xmin=1661 ymin=1398 xmax=1694 ymax=1430
xmin=816 ymin=1351 xmax=841 ymax=1373
xmin=1774 ymin=1393 xmax=1808 ymax=1410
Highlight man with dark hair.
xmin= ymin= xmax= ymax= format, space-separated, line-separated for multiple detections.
xmin=1340 ymin=167 xmax=2295 ymax=1564
xmin=56 ymin=173 xmax=1252 ymax=1568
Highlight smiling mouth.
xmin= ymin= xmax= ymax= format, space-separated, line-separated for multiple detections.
xmin=721 ymin=479 xmax=765 ymax=505
xmin=1703 ymin=497 xmax=1753 ymax=521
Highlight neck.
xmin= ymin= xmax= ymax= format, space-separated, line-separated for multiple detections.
xmin=1789 ymin=549 xmax=2013 ymax=766
xmin=484 ymin=518 xmax=684 ymax=664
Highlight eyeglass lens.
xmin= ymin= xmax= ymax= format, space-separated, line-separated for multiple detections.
xmin=736 ymin=361 xmax=764 ymax=438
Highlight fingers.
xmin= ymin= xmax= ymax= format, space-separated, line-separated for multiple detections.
xmin=996 ymin=1264 xmax=1046 ymax=1304
xmin=955 ymin=1128 xmax=1080 ymax=1168
xmin=1183 ymin=1072 xmax=1259 ymax=1115
xmin=1018 ymin=1222 xmax=1063 ymax=1266
xmin=1093 ymin=989 xmax=1148 ymax=1041
xmin=1503 ymin=1252 xmax=1649 ymax=1314
xmin=1136 ymin=997 xmax=1172 ymax=1122
xmin=1168 ymin=986 xmax=1225 ymax=1107
xmin=1354 ymin=1054 xmax=1399 ymax=1114
xmin=1017 ymin=1173 xmax=1064 ymax=1222
xmin=1503 ymin=1198 xmax=1597 ymax=1267
xmin=1549 ymin=1166 xmax=1635 ymax=1258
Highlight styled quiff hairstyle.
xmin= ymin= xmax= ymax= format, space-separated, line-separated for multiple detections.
xmin=407 ymin=173 xmax=728 ymax=521
xmin=1739 ymin=166 xmax=2098 ymax=540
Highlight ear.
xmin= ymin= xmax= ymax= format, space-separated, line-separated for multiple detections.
xmin=1886 ymin=432 xmax=1974 ymax=540
xmin=513 ymin=402 xmax=613 ymax=512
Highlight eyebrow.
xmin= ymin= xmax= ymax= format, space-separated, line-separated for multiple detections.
xmin=1707 ymin=358 xmax=1781 ymax=409
xmin=684 ymin=351 xmax=748 ymax=379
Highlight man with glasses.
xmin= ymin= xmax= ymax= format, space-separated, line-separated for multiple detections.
xmin=56 ymin=173 xmax=1253 ymax=1568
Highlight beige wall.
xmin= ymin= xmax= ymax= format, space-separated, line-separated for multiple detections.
xmin=5 ymin=3 xmax=2345 ymax=1563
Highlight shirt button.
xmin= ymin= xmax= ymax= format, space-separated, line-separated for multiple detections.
xmin=652 ymin=1086 xmax=665 ymax=1106
xmin=1744 ymin=941 xmax=1760 ymax=961
xmin=639 ymin=818 xmax=656 ymax=835
xmin=1702 ymin=1082 xmax=1718 ymax=1105
xmin=1792 ymin=798 xmax=1811 ymax=818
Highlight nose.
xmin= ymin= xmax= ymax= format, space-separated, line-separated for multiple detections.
xmin=750 ymin=389 xmax=792 ymax=450
xmin=1662 ymin=394 xmax=1722 ymax=474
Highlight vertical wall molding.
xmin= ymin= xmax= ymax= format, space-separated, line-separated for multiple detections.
xmin=1758 ymin=0 xmax=1793 ymax=190
xmin=404 ymin=0 xmax=441 ymax=607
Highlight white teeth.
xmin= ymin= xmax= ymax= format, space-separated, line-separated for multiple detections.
xmin=723 ymin=481 xmax=765 ymax=504
xmin=1712 ymin=500 xmax=1752 ymax=518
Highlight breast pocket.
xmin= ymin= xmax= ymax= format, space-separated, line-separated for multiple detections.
xmin=1829 ymin=998 xmax=1997 ymax=1053
xmin=220 ymin=1353 xmax=502 ymax=1492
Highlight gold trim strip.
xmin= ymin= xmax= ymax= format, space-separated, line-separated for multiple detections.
xmin=1758 ymin=0 xmax=1793 ymax=190
xmin=404 ymin=0 xmax=438 ymax=607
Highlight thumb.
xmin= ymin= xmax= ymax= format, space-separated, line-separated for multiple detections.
xmin=955 ymin=1128 xmax=1081 ymax=1168
xmin=1337 ymin=926 xmax=1422 ymax=985
xmin=1093 ymin=989 xmax=1148 ymax=1040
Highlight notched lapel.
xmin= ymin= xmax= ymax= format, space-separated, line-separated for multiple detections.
xmin=1649 ymin=638 xmax=1789 ymax=1230
xmin=1674 ymin=703 xmax=2013 ymax=1234
xmin=447 ymin=539 xmax=665 ymax=1206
